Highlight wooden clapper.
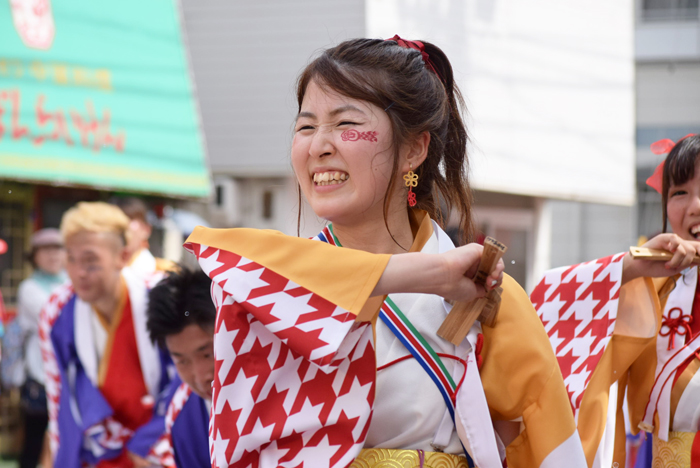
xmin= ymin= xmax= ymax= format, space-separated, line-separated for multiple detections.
xmin=437 ymin=237 xmax=508 ymax=346
xmin=629 ymin=246 xmax=700 ymax=264
xmin=437 ymin=245 xmax=699 ymax=346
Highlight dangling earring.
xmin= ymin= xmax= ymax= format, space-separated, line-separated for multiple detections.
xmin=403 ymin=163 xmax=418 ymax=207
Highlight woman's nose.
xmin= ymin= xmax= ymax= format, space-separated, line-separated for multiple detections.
xmin=309 ymin=127 xmax=335 ymax=158
xmin=690 ymin=195 xmax=700 ymax=216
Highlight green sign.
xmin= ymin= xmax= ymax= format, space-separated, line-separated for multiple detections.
xmin=0 ymin=0 xmax=210 ymax=198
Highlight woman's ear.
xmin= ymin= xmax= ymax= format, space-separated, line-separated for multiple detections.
xmin=401 ymin=131 xmax=430 ymax=172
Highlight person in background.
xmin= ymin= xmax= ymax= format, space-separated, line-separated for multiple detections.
xmin=146 ymin=267 xmax=214 ymax=468
xmin=531 ymin=134 xmax=700 ymax=467
xmin=39 ymin=202 xmax=172 ymax=467
xmin=16 ymin=228 xmax=66 ymax=468
xmin=113 ymin=197 xmax=174 ymax=277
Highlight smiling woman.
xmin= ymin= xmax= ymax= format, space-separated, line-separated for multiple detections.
xmin=184 ymin=36 xmax=585 ymax=468
xmin=663 ymin=136 xmax=700 ymax=238
xmin=292 ymin=37 xmax=473 ymax=252
xmin=530 ymin=134 xmax=700 ymax=468
xmin=292 ymin=81 xmax=401 ymax=232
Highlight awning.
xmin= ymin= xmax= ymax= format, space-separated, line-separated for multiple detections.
xmin=0 ymin=0 xmax=210 ymax=198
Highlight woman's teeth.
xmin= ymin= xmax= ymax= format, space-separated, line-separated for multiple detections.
xmin=313 ymin=172 xmax=349 ymax=186
xmin=691 ymin=225 xmax=700 ymax=237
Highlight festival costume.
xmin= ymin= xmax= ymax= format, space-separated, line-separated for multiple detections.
xmin=153 ymin=375 xmax=211 ymax=468
xmin=184 ymin=210 xmax=584 ymax=468
xmin=532 ymin=256 xmax=700 ymax=467
xmin=16 ymin=269 xmax=66 ymax=468
xmin=16 ymin=270 xmax=67 ymax=385
xmin=39 ymin=268 xmax=173 ymax=467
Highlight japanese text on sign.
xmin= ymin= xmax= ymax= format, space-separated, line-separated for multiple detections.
xmin=0 ymin=59 xmax=112 ymax=91
xmin=0 ymin=89 xmax=126 ymax=152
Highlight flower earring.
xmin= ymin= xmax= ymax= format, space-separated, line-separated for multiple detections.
xmin=403 ymin=163 xmax=418 ymax=207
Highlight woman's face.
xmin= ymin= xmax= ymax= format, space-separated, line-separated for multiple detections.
xmin=667 ymin=157 xmax=700 ymax=241
xmin=292 ymin=81 xmax=401 ymax=225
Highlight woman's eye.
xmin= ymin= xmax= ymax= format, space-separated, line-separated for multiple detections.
xmin=296 ymin=125 xmax=314 ymax=132
xmin=338 ymin=121 xmax=358 ymax=126
xmin=670 ymin=190 xmax=688 ymax=197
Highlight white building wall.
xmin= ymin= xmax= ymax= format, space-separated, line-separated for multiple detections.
xmin=549 ymin=201 xmax=636 ymax=268
xmin=635 ymin=63 xmax=700 ymax=237
xmin=636 ymin=63 xmax=700 ymax=167
xmin=636 ymin=15 xmax=700 ymax=61
xmin=180 ymin=0 xmax=366 ymax=177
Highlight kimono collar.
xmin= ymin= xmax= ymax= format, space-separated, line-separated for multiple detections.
xmin=408 ymin=209 xmax=434 ymax=253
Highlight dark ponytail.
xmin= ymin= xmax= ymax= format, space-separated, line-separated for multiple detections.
xmin=296 ymin=38 xmax=474 ymax=245
xmin=419 ymin=41 xmax=473 ymax=244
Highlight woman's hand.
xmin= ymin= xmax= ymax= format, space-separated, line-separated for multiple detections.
xmin=372 ymin=243 xmax=504 ymax=304
xmin=436 ymin=243 xmax=504 ymax=302
xmin=622 ymin=233 xmax=700 ymax=284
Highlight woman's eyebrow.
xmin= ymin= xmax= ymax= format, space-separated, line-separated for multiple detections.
xmin=296 ymin=105 xmax=366 ymax=121
xmin=329 ymin=105 xmax=366 ymax=117
xmin=296 ymin=111 xmax=316 ymax=121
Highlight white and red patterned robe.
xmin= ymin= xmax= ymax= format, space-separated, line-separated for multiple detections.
xmin=186 ymin=211 xmax=585 ymax=468
xmin=533 ymin=255 xmax=700 ymax=467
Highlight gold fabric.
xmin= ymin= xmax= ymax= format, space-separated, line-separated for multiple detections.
xmin=652 ymin=431 xmax=694 ymax=468
xmin=350 ymin=448 xmax=471 ymax=468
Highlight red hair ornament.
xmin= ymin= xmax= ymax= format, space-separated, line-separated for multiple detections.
xmin=646 ymin=134 xmax=696 ymax=194
xmin=386 ymin=35 xmax=442 ymax=81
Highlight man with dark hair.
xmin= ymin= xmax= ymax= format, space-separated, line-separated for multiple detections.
xmin=146 ymin=267 xmax=214 ymax=468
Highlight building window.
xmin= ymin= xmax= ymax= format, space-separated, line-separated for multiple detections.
xmin=636 ymin=125 xmax=700 ymax=148
xmin=215 ymin=184 xmax=224 ymax=207
xmin=641 ymin=0 xmax=699 ymax=21
xmin=262 ymin=191 xmax=273 ymax=220
xmin=0 ymin=198 xmax=30 ymax=309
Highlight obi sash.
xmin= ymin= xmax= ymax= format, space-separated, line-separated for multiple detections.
xmin=350 ymin=448 xmax=471 ymax=467
xmin=652 ymin=431 xmax=700 ymax=468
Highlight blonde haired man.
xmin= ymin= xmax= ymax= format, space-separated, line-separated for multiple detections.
xmin=39 ymin=202 xmax=172 ymax=467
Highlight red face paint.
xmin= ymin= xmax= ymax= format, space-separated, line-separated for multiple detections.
xmin=341 ymin=129 xmax=378 ymax=142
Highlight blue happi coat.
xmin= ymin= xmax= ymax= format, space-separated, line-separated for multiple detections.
xmin=39 ymin=271 xmax=173 ymax=467
xmin=166 ymin=374 xmax=210 ymax=468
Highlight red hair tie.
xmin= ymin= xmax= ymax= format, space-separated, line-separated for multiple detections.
xmin=386 ymin=35 xmax=442 ymax=81
xmin=646 ymin=133 xmax=696 ymax=194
